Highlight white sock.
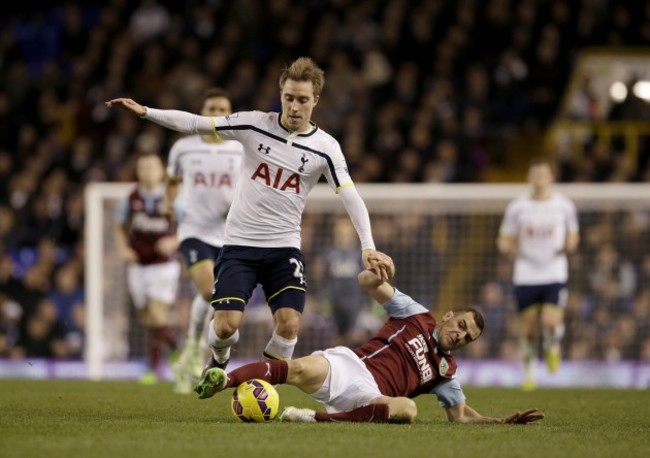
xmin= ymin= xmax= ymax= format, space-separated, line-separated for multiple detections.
xmin=263 ymin=330 xmax=297 ymax=360
xmin=520 ymin=339 xmax=538 ymax=381
xmin=187 ymin=295 xmax=210 ymax=345
xmin=207 ymin=319 xmax=239 ymax=364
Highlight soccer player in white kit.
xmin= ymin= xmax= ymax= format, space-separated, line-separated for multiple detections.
xmin=497 ymin=159 xmax=579 ymax=390
xmin=165 ymin=88 xmax=243 ymax=393
xmin=105 ymin=57 xmax=393 ymax=387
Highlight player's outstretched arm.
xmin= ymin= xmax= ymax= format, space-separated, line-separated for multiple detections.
xmin=105 ymin=98 xmax=147 ymax=117
xmin=105 ymin=99 xmax=215 ymax=135
xmin=445 ymin=403 xmax=544 ymax=425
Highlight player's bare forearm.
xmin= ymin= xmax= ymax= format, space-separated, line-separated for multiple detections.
xmin=105 ymin=98 xmax=147 ymax=117
xmin=164 ymin=177 xmax=180 ymax=217
xmin=114 ymin=226 xmax=138 ymax=262
xmin=497 ymin=235 xmax=517 ymax=256
xmin=358 ymin=269 xmax=394 ymax=304
xmin=155 ymin=235 xmax=179 ymax=256
xmin=565 ymin=232 xmax=579 ymax=254
xmin=358 ymin=269 xmax=383 ymax=289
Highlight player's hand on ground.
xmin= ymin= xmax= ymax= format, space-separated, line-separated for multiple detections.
xmin=105 ymin=98 xmax=147 ymax=117
xmin=502 ymin=409 xmax=544 ymax=424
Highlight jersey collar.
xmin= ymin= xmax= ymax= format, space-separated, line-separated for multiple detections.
xmin=432 ymin=330 xmax=452 ymax=355
xmin=277 ymin=113 xmax=318 ymax=137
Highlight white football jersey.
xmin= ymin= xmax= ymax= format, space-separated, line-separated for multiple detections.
xmin=499 ymin=192 xmax=579 ymax=285
xmin=167 ymin=135 xmax=243 ymax=247
xmin=210 ymin=111 xmax=353 ymax=248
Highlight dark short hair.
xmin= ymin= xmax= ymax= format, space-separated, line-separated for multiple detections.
xmin=135 ymin=150 xmax=161 ymax=161
xmin=202 ymin=87 xmax=231 ymax=102
xmin=527 ymin=157 xmax=555 ymax=172
xmin=453 ymin=307 xmax=484 ymax=333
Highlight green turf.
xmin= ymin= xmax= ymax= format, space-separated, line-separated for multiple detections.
xmin=1 ymin=380 xmax=648 ymax=458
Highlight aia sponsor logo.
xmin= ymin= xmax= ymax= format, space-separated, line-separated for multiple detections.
xmin=251 ymin=162 xmax=300 ymax=193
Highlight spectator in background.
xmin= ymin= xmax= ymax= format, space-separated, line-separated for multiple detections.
xmin=319 ymin=217 xmax=367 ymax=348
xmin=47 ymin=260 xmax=84 ymax=357
xmin=475 ymin=280 xmax=512 ymax=357
xmin=0 ymin=294 xmax=22 ymax=356
xmin=12 ymin=298 xmax=67 ymax=358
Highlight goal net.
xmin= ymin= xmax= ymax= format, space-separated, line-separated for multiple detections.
xmin=85 ymin=182 xmax=650 ymax=382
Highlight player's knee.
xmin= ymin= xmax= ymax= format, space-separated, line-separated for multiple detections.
xmin=215 ymin=318 xmax=239 ymax=338
xmin=275 ymin=316 xmax=300 ymax=339
xmin=286 ymin=358 xmax=307 ymax=380
xmin=200 ymin=289 xmax=213 ymax=302
xmin=390 ymin=398 xmax=417 ymax=424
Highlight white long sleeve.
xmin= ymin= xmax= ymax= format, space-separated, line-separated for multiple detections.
xmin=338 ymin=185 xmax=376 ymax=250
xmin=142 ymin=108 xmax=215 ymax=135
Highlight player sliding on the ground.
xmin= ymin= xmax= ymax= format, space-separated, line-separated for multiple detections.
xmin=196 ymin=259 xmax=545 ymax=424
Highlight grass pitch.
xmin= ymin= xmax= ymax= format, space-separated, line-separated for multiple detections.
xmin=1 ymin=380 xmax=648 ymax=458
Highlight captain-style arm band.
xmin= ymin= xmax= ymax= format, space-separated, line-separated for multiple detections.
xmin=338 ymin=185 xmax=375 ymax=251
xmin=143 ymin=108 xmax=215 ymax=135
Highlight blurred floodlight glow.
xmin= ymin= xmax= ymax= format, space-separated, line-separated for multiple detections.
xmin=632 ymin=81 xmax=650 ymax=101
xmin=609 ymin=81 xmax=627 ymax=101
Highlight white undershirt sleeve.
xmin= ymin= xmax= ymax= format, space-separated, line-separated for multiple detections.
xmin=142 ymin=108 xmax=215 ymax=135
xmin=338 ymin=185 xmax=375 ymax=251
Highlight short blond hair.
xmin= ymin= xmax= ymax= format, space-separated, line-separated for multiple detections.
xmin=279 ymin=57 xmax=325 ymax=97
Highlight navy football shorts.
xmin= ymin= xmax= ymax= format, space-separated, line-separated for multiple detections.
xmin=514 ymin=283 xmax=567 ymax=313
xmin=179 ymin=238 xmax=222 ymax=269
xmin=211 ymin=245 xmax=307 ymax=314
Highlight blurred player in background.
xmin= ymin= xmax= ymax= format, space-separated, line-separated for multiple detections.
xmin=115 ymin=151 xmax=180 ymax=384
xmin=196 ymin=259 xmax=544 ymax=426
xmin=497 ymin=158 xmax=579 ymax=390
xmin=165 ymin=88 xmax=243 ymax=394
xmin=106 ymin=57 xmax=393 ymax=381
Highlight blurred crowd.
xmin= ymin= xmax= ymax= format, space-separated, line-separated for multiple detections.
xmin=1 ymin=0 xmax=650 ymax=361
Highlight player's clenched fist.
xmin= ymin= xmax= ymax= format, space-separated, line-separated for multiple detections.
xmin=362 ymin=249 xmax=394 ymax=281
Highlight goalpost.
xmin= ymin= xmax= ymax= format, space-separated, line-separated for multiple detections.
xmin=85 ymin=182 xmax=650 ymax=384
xmin=85 ymin=183 xmax=133 ymax=380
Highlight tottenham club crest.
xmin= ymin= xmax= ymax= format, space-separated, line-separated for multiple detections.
xmin=439 ymin=357 xmax=449 ymax=376
xmin=299 ymin=154 xmax=309 ymax=172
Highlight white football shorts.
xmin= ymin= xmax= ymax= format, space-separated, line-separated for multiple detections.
xmin=126 ymin=261 xmax=181 ymax=309
xmin=310 ymin=346 xmax=382 ymax=413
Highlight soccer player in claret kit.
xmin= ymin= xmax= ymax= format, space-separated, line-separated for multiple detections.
xmin=106 ymin=57 xmax=393 ymax=382
xmin=195 ymin=259 xmax=544 ymax=425
xmin=165 ymin=88 xmax=244 ymax=394
xmin=114 ymin=152 xmax=180 ymax=384
xmin=497 ymin=158 xmax=579 ymax=391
